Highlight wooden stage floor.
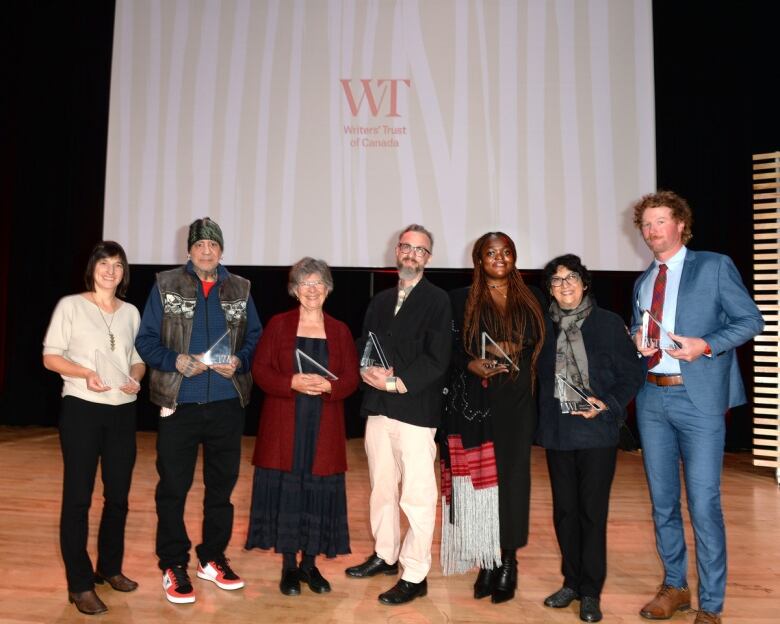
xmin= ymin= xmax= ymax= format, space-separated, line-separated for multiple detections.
xmin=0 ymin=426 xmax=778 ymax=623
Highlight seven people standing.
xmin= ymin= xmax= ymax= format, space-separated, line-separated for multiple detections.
xmin=44 ymin=206 xmax=760 ymax=621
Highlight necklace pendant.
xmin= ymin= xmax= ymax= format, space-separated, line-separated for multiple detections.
xmin=109 ymin=332 xmax=116 ymax=351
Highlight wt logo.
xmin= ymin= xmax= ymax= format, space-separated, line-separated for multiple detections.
xmin=340 ymin=79 xmax=411 ymax=117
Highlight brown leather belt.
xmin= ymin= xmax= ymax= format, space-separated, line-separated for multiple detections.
xmin=646 ymin=373 xmax=683 ymax=386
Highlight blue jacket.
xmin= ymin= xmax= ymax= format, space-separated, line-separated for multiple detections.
xmin=631 ymin=249 xmax=763 ymax=414
xmin=136 ymin=261 xmax=262 ymax=407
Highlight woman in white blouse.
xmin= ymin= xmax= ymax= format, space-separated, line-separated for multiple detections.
xmin=43 ymin=241 xmax=145 ymax=616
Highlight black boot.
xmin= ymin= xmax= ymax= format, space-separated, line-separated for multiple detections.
xmin=473 ymin=565 xmax=497 ymax=600
xmin=491 ymin=549 xmax=517 ymax=604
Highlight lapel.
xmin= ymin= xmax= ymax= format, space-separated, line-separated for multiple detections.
xmin=674 ymin=248 xmax=697 ymax=326
xmin=391 ymin=277 xmax=427 ymax=326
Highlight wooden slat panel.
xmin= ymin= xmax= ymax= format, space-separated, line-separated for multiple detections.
xmin=752 ymin=448 xmax=780 ymax=458
xmin=753 ymin=458 xmax=780 ymax=467
xmin=753 ymin=209 xmax=780 ymax=217
xmin=754 ymin=156 xmax=780 ymax=467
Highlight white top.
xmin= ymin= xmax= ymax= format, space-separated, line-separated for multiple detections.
xmin=43 ymin=294 xmax=144 ymax=405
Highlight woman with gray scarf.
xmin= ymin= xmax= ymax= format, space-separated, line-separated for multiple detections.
xmin=537 ymin=254 xmax=644 ymax=623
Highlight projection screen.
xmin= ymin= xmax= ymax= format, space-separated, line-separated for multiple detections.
xmin=104 ymin=0 xmax=656 ymax=270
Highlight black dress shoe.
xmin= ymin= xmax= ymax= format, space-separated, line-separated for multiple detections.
xmin=345 ymin=553 xmax=399 ymax=578
xmin=544 ymin=586 xmax=580 ymax=608
xmin=299 ymin=566 xmax=331 ymax=593
xmin=491 ymin=550 xmax=517 ymax=604
xmin=473 ymin=566 xmax=497 ymax=599
xmin=279 ymin=568 xmax=301 ymax=596
xmin=378 ymin=578 xmax=427 ymax=605
xmin=580 ymin=596 xmax=603 ymax=622
xmin=94 ymin=571 xmax=139 ymax=592
xmin=68 ymin=590 xmax=108 ymax=615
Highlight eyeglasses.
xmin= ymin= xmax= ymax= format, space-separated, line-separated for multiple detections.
xmin=298 ymin=280 xmax=326 ymax=289
xmin=397 ymin=243 xmax=430 ymax=257
xmin=550 ymin=272 xmax=581 ymax=288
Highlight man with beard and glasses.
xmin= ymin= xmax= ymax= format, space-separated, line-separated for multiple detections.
xmin=345 ymin=224 xmax=452 ymax=606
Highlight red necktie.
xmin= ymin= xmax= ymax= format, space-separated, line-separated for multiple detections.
xmin=647 ymin=264 xmax=667 ymax=369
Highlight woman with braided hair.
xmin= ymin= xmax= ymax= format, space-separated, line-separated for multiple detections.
xmin=440 ymin=232 xmax=545 ymax=604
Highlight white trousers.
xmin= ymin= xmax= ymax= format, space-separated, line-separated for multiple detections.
xmin=364 ymin=415 xmax=437 ymax=583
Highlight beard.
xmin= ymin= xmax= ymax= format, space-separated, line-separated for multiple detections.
xmin=397 ymin=257 xmax=423 ymax=281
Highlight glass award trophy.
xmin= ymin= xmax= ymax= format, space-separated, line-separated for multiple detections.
xmin=640 ymin=309 xmax=682 ymax=350
xmin=555 ymin=374 xmax=602 ymax=414
xmin=95 ymin=350 xmax=138 ymax=389
xmin=360 ymin=331 xmax=390 ymax=369
xmin=481 ymin=332 xmax=519 ymax=371
xmin=296 ymin=349 xmax=338 ymax=380
xmin=201 ymin=330 xmax=233 ymax=365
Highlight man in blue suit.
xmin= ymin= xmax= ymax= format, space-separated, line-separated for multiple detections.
xmin=630 ymin=191 xmax=763 ymax=624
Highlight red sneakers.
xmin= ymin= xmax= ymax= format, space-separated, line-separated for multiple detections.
xmin=197 ymin=557 xmax=245 ymax=590
xmin=162 ymin=566 xmax=196 ymax=604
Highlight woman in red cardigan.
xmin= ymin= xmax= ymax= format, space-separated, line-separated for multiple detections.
xmin=246 ymin=257 xmax=360 ymax=596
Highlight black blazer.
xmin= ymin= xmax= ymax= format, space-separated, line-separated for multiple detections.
xmin=536 ymin=304 xmax=644 ymax=451
xmin=359 ymin=277 xmax=452 ymax=428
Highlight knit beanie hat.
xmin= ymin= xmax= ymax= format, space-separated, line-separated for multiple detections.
xmin=188 ymin=217 xmax=224 ymax=250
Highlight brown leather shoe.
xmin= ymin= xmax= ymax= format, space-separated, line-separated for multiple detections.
xmin=95 ymin=571 xmax=139 ymax=592
xmin=694 ymin=611 xmax=722 ymax=624
xmin=68 ymin=590 xmax=108 ymax=615
xmin=639 ymin=584 xmax=691 ymax=619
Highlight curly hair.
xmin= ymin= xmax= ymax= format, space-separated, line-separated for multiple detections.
xmin=542 ymin=253 xmax=592 ymax=294
xmin=463 ymin=232 xmax=545 ymax=386
xmin=632 ymin=190 xmax=693 ymax=245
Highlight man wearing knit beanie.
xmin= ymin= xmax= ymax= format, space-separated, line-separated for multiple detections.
xmin=136 ymin=216 xmax=262 ymax=604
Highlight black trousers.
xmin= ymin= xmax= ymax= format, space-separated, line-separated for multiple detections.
xmin=155 ymin=398 xmax=244 ymax=570
xmin=59 ymin=396 xmax=137 ymax=592
xmin=546 ymin=446 xmax=617 ymax=598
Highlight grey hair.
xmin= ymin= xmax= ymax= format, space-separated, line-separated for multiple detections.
xmin=399 ymin=223 xmax=434 ymax=251
xmin=288 ymin=257 xmax=334 ymax=297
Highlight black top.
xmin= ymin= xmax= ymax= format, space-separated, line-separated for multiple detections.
xmin=536 ymin=304 xmax=644 ymax=451
xmin=359 ymin=277 xmax=453 ymax=428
